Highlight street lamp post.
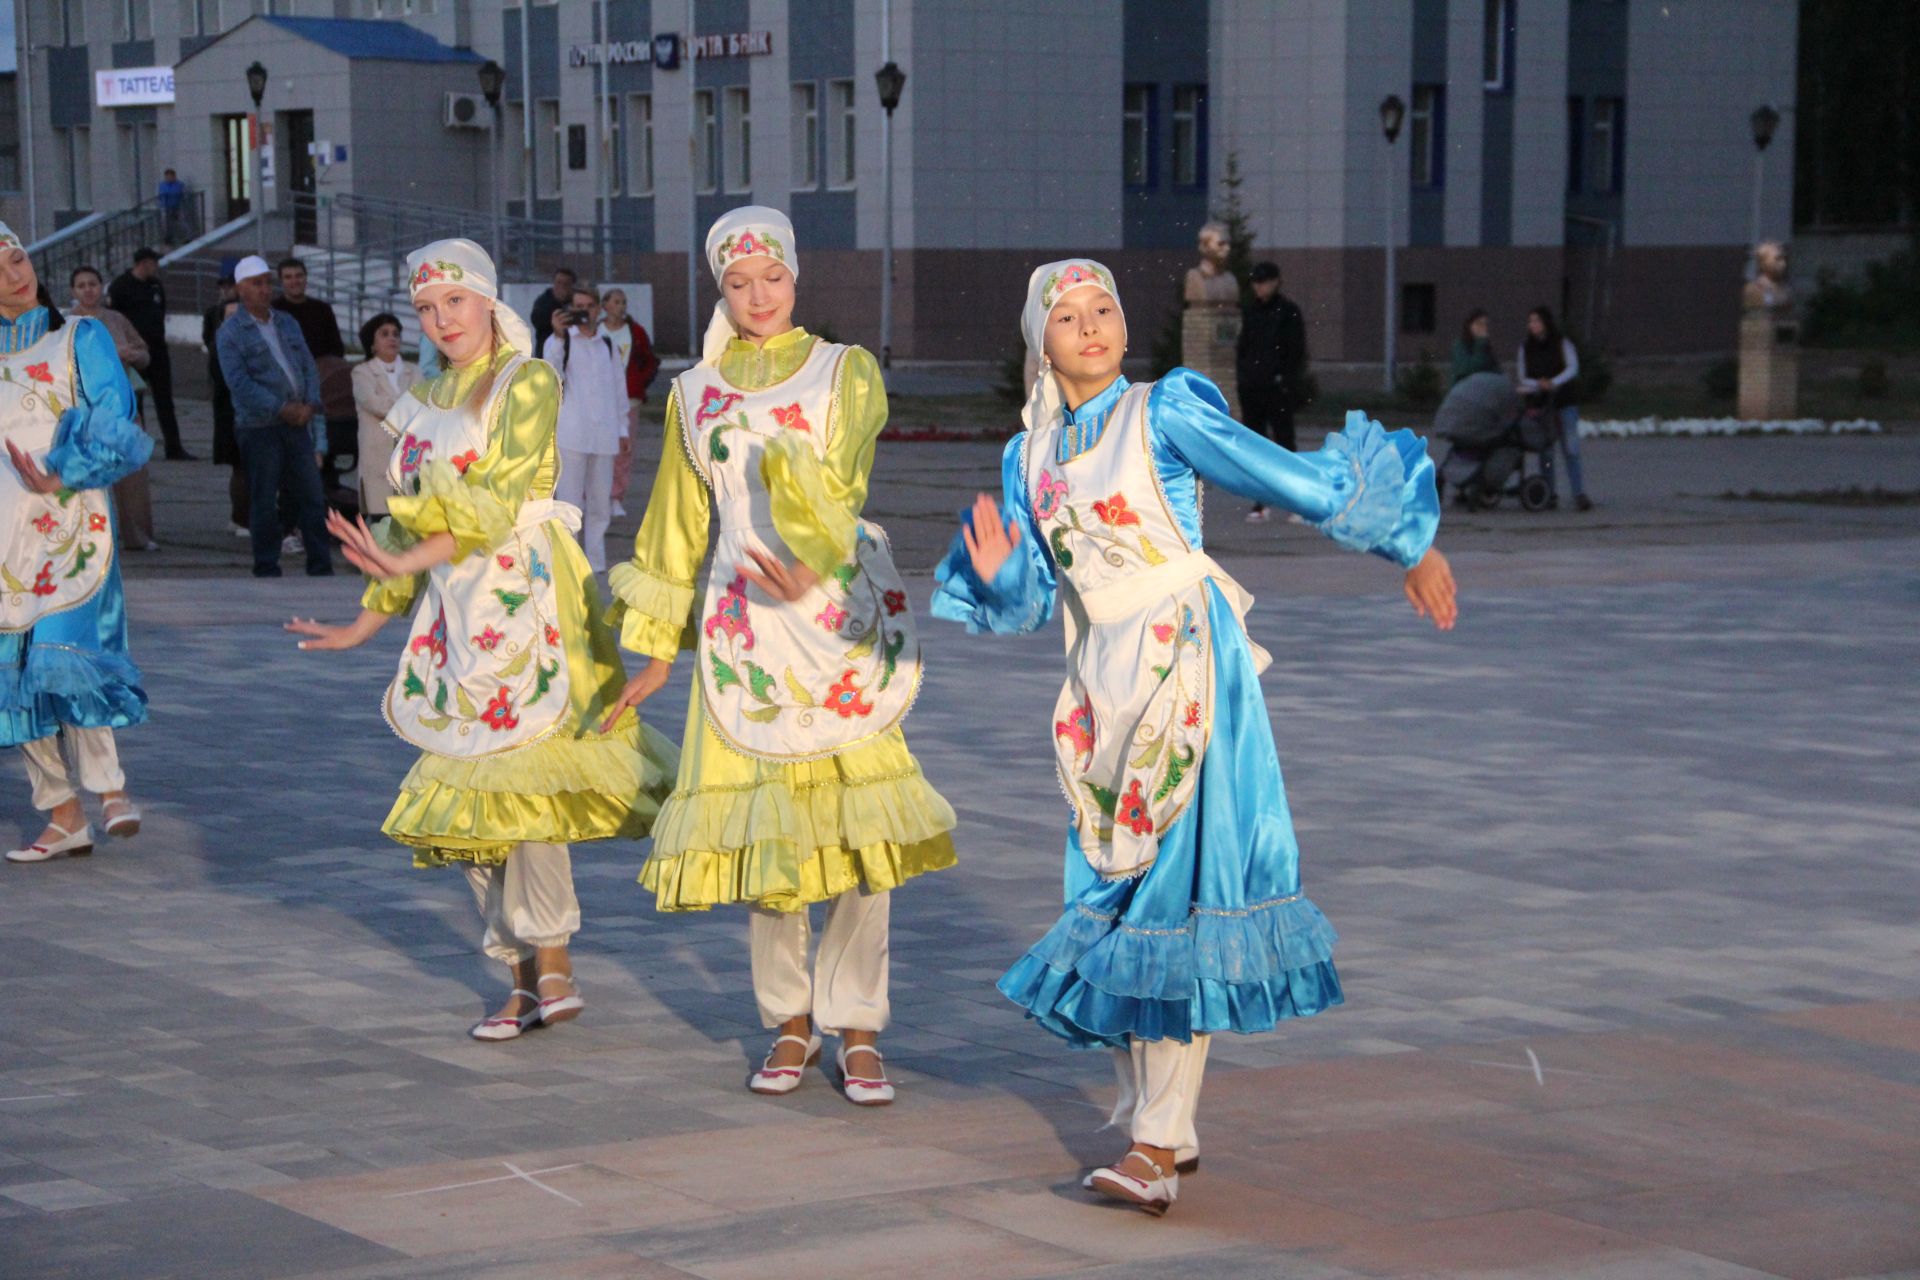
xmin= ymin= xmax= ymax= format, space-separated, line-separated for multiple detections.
xmin=1379 ymin=93 xmax=1405 ymax=394
xmin=1749 ymin=103 xmax=1780 ymax=251
xmin=246 ymin=61 xmax=268 ymax=255
xmin=479 ymin=60 xmax=507 ymax=267
xmin=875 ymin=60 xmax=906 ymax=369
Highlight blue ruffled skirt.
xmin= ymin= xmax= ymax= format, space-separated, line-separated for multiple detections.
xmin=0 ymin=557 xmax=147 ymax=745
xmin=998 ymin=582 xmax=1343 ymax=1048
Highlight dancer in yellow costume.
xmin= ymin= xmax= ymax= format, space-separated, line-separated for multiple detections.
xmin=602 ymin=207 xmax=956 ymax=1105
xmin=290 ymin=238 xmax=675 ymax=1042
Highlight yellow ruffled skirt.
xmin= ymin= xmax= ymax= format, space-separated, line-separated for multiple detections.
xmin=640 ymin=684 xmax=958 ymax=912
xmin=382 ymin=523 xmax=679 ymax=866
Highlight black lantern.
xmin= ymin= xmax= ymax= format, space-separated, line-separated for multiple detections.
xmin=875 ymin=61 xmax=906 ymax=115
xmin=478 ymin=59 xmax=506 ymax=109
xmin=1379 ymin=94 xmax=1406 ymax=145
xmin=245 ymin=61 xmax=268 ymax=108
xmin=1750 ymin=104 xmax=1780 ymax=152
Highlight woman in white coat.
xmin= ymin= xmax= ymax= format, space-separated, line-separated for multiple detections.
xmin=351 ymin=312 xmax=420 ymax=518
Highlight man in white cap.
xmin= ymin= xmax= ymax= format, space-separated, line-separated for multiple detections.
xmin=216 ymin=254 xmax=333 ymax=577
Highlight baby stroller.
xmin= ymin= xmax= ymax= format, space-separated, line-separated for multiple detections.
xmin=1431 ymin=372 xmax=1555 ymax=512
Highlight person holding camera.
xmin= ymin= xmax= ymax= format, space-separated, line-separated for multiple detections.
xmin=542 ymin=287 xmax=625 ymax=572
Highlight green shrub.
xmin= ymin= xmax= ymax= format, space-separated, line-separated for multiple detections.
xmin=1395 ymin=350 xmax=1444 ymax=409
xmin=994 ymin=344 xmax=1028 ymax=407
xmin=1801 ymin=249 xmax=1920 ymax=350
xmin=1569 ymin=340 xmax=1613 ymax=405
xmin=1703 ymin=358 xmax=1738 ymax=400
xmin=1859 ymin=356 xmax=1890 ymax=397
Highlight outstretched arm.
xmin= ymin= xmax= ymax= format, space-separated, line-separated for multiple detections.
xmin=287 ymin=609 xmax=393 ymax=651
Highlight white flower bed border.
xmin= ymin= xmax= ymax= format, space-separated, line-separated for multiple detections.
xmin=1578 ymin=417 xmax=1882 ymax=438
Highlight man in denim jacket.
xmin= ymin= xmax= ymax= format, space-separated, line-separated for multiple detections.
xmin=216 ymin=255 xmax=334 ymax=577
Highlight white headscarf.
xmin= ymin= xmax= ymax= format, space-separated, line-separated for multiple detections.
xmin=0 ymin=222 xmax=22 ymax=256
xmin=700 ymin=205 xmax=798 ymax=367
xmin=405 ymin=238 xmax=536 ymax=358
xmin=1020 ymin=258 xmax=1125 ymax=437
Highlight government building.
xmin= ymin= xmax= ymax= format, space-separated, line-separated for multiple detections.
xmin=5 ymin=0 xmax=1796 ymax=362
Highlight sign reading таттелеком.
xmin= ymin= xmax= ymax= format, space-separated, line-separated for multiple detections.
xmin=95 ymin=67 xmax=176 ymax=107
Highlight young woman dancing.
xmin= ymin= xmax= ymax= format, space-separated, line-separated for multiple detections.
xmin=0 ymin=224 xmax=151 ymax=863
xmin=289 ymin=239 xmax=674 ymax=1040
xmin=601 ymin=207 xmax=956 ymax=1105
xmin=934 ymin=260 xmax=1457 ymax=1213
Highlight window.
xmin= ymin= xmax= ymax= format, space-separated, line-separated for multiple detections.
xmin=791 ymin=82 xmax=819 ymax=190
xmin=59 ymin=0 xmax=84 ymax=44
xmin=827 ymin=78 xmax=855 ymax=188
xmin=693 ymin=89 xmax=718 ymax=193
xmin=1482 ymin=0 xmax=1513 ymax=91
xmin=724 ymin=86 xmax=751 ymax=192
xmin=1410 ymin=84 xmax=1444 ymax=188
xmin=1122 ymin=84 xmax=1152 ymax=187
xmin=120 ymin=0 xmax=152 ymax=38
xmin=219 ymin=0 xmax=263 ymax=31
xmin=603 ymin=97 xmax=621 ymax=196
xmin=627 ymin=93 xmax=654 ymax=195
xmin=566 ymin=123 xmax=588 ymax=172
xmin=1565 ymin=97 xmax=1584 ymax=195
xmin=61 ymin=126 xmax=92 ymax=210
xmin=1588 ymin=96 xmax=1623 ymax=193
xmin=178 ymin=0 xmax=200 ymax=36
xmin=1400 ymin=283 xmax=1436 ymax=335
xmin=1171 ymin=85 xmax=1204 ymax=187
xmin=537 ymin=98 xmax=561 ymax=196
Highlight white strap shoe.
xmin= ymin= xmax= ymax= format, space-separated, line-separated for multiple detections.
xmin=1083 ymin=1145 xmax=1197 ymax=1184
xmin=1086 ymin=1151 xmax=1179 ymax=1216
xmin=102 ymin=795 xmax=141 ymax=839
xmin=6 ymin=822 xmax=94 ymax=863
xmin=535 ymin=972 xmax=584 ymax=1025
xmin=749 ymin=1033 xmax=822 ymax=1095
xmin=837 ymin=1042 xmax=895 ymax=1107
xmin=470 ymin=989 xmax=541 ymax=1041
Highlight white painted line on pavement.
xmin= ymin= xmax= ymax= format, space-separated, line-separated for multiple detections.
xmin=384 ymin=1161 xmax=586 ymax=1204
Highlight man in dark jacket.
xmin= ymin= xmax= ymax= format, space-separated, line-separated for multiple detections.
xmin=1236 ymin=261 xmax=1309 ymax=522
xmin=529 ymin=265 xmax=578 ymax=351
xmin=269 ymin=258 xmax=345 ymax=360
xmin=109 ymin=247 xmax=193 ymax=459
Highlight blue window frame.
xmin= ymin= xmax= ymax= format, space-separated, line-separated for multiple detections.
xmin=1171 ymin=84 xmax=1207 ymax=190
xmin=1411 ymin=84 xmax=1445 ymax=189
xmin=1123 ymin=83 xmax=1156 ymax=188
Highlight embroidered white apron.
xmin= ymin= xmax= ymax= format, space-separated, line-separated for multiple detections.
xmin=675 ymin=341 xmax=921 ymax=762
xmin=0 ymin=325 xmax=114 ymax=632
xmin=1027 ymin=383 xmax=1269 ymax=880
xmin=380 ymin=355 xmax=579 ymax=759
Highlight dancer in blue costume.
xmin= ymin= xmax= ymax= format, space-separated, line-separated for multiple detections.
xmin=0 ymin=223 xmax=153 ymax=863
xmin=933 ymin=260 xmax=1457 ymax=1214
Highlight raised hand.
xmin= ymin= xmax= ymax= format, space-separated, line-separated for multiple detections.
xmin=599 ymin=658 xmax=672 ymax=733
xmin=738 ymin=546 xmax=819 ymax=603
xmin=7 ymin=441 xmax=62 ymax=495
xmin=962 ymin=493 xmax=1022 ymax=582
xmin=328 ymin=509 xmax=415 ymax=580
xmin=1403 ymin=547 xmax=1458 ymax=632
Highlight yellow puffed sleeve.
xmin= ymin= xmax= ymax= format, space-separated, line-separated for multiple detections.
xmin=359 ymin=515 xmax=424 ymax=615
xmin=761 ymin=345 xmax=885 ymax=582
xmin=607 ymin=383 xmax=709 ymax=661
xmin=385 ymin=355 xmax=560 ymax=562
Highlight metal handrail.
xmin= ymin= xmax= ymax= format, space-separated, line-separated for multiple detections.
xmin=35 ymin=192 xmax=210 ymax=296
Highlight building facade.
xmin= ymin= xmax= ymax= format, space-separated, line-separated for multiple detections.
xmin=11 ymin=0 xmax=1796 ymax=360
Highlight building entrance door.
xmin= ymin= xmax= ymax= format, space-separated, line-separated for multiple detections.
xmin=219 ymin=114 xmax=252 ymax=221
xmin=284 ymin=110 xmax=317 ymax=244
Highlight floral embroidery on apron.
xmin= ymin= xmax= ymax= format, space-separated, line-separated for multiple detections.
xmin=674 ymin=341 xmax=922 ymax=762
xmin=1028 ymin=383 xmax=1262 ymax=880
xmin=380 ymin=355 xmax=579 ymax=759
xmin=0 ymin=325 xmax=114 ymax=632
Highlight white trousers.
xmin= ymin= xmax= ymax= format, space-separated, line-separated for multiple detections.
xmin=748 ymin=888 xmax=890 ymax=1034
xmin=462 ymin=841 xmax=580 ymax=965
xmin=556 ymin=448 xmax=614 ymax=572
xmin=1107 ymin=1034 xmax=1212 ymax=1151
xmin=21 ymin=727 xmax=125 ymax=811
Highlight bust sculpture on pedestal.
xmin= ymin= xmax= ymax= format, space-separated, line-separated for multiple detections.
xmin=1738 ymin=240 xmax=1798 ymax=420
xmin=1181 ymin=220 xmax=1242 ymax=418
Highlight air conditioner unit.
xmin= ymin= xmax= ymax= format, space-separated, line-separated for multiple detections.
xmin=444 ymin=92 xmax=491 ymax=130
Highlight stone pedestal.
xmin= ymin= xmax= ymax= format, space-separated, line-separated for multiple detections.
xmin=1737 ymin=310 xmax=1798 ymax=421
xmin=1182 ymin=302 xmax=1242 ymax=419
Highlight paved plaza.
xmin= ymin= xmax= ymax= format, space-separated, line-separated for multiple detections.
xmin=1 ymin=405 xmax=1918 ymax=1278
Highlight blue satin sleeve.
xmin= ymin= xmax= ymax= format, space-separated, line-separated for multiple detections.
xmin=46 ymin=318 xmax=153 ymax=492
xmin=931 ymin=432 xmax=1057 ymax=634
xmin=1149 ymin=367 xmax=1439 ymax=568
